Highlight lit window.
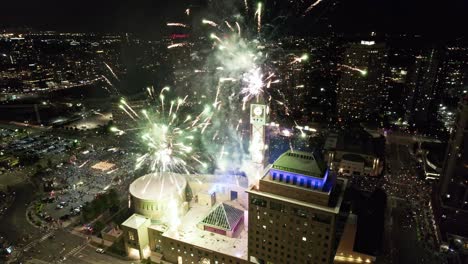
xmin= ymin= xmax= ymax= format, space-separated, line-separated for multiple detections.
xmin=302 ymin=237 xmax=307 ymax=241
xmin=128 ymin=231 xmax=135 ymax=241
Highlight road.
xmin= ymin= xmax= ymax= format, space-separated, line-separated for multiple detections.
xmin=61 ymin=244 xmax=135 ymax=264
xmin=378 ymin=140 xmax=445 ymax=264
xmin=0 ymin=182 xmax=41 ymax=244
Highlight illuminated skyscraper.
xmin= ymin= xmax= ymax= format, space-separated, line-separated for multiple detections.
xmin=434 ymin=96 xmax=468 ymax=252
xmin=404 ymin=48 xmax=440 ymax=127
xmin=247 ymin=150 xmax=347 ymax=264
xmin=439 ymin=97 xmax=468 ymax=207
xmin=438 ymin=46 xmax=468 ymax=102
xmin=336 ymin=41 xmax=387 ymax=122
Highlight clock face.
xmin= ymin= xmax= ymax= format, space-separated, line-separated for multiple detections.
xmin=253 ymin=106 xmax=263 ymax=116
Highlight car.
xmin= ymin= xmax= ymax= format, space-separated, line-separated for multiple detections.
xmin=95 ymin=248 xmax=105 ymax=254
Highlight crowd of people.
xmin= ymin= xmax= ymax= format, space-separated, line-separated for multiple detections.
xmin=38 ymin=146 xmax=137 ymax=222
xmin=349 ymin=150 xmax=439 ymax=253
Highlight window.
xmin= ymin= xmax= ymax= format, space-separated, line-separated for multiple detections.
xmin=279 ymin=174 xmax=284 ymax=181
xmin=251 ymin=198 xmax=267 ymax=207
xmin=292 ymin=176 xmax=297 ymax=184
xmin=314 ymin=214 xmax=332 ymax=224
xmin=286 ymin=176 xmax=291 ymax=183
xmin=307 ymin=179 xmax=312 ymax=188
xmin=128 ymin=231 xmax=135 ymax=241
xmin=299 ymin=178 xmax=305 ymax=186
xmin=293 ymin=207 xmax=308 ymax=218
xmin=272 ymin=172 xmax=277 ymax=180
xmin=270 ymin=201 xmax=284 ymax=212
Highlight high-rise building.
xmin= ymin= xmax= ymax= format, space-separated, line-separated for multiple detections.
xmin=439 ymin=96 xmax=468 ymax=210
xmin=247 ymin=150 xmax=347 ymax=264
xmin=404 ymin=48 xmax=440 ymax=127
xmin=438 ymin=46 xmax=468 ymax=103
xmin=336 ymin=41 xmax=387 ymax=122
xmin=434 ymin=96 xmax=468 ymax=254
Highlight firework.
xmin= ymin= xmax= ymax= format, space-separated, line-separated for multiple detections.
xmin=202 ymin=19 xmax=218 ymax=27
xmin=100 ymin=75 xmax=119 ymax=94
xmin=104 ymin=62 xmax=120 ymax=81
xmin=115 ymin=88 xmax=211 ymax=177
xmin=167 ymin=22 xmax=189 ymax=28
xmin=240 ymin=67 xmax=276 ymax=110
xmin=290 ymin=53 xmax=309 ymax=64
xmin=254 ymin=2 xmax=263 ymax=33
xmin=168 ymin=43 xmax=188 ymax=49
xmin=339 ymin=64 xmax=368 ymax=76
xmin=304 ymin=0 xmax=323 ymax=14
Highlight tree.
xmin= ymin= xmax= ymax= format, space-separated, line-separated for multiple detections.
xmin=36 ymin=163 xmax=43 ymax=172
xmin=93 ymin=221 xmax=105 ymax=234
xmin=107 ymin=189 xmax=119 ymax=207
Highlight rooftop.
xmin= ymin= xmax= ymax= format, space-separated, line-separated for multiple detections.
xmin=200 ymin=203 xmax=244 ymax=231
xmin=122 ymin=214 xmax=150 ymax=229
xmin=129 ymin=173 xmax=187 ymax=201
xmin=272 ymin=150 xmax=327 ymax=178
xmin=334 ymin=214 xmax=376 ymax=263
xmin=327 ymin=129 xmax=385 ymax=158
xmin=163 ymin=201 xmax=248 ymax=260
xmin=342 ymin=153 xmax=366 ymax=163
xmin=249 ymin=177 xmax=348 ymax=214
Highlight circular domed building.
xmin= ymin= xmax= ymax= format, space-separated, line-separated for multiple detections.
xmin=129 ymin=173 xmax=188 ymax=221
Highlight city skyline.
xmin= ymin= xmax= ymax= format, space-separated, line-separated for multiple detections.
xmin=0 ymin=1 xmax=467 ymax=264
xmin=1 ymin=0 xmax=468 ymax=39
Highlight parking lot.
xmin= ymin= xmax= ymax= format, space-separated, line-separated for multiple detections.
xmin=35 ymin=146 xmax=137 ymax=224
xmin=3 ymin=133 xmax=76 ymax=157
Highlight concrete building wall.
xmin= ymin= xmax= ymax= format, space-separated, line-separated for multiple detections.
xmin=248 ymin=193 xmax=336 ymax=264
xmin=327 ymin=150 xmax=382 ymax=177
xmin=161 ymin=236 xmax=248 ymax=264
xmin=121 ymin=216 xmax=151 ymax=259
xmin=148 ymin=227 xmax=165 ymax=252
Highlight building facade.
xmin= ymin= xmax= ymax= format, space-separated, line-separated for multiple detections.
xmin=404 ymin=48 xmax=440 ymax=127
xmin=336 ymin=41 xmax=387 ymax=123
xmin=324 ymin=130 xmax=384 ymax=177
xmin=434 ymin=96 xmax=468 ymax=255
xmin=247 ymin=151 xmax=347 ymax=264
xmin=121 ymin=151 xmax=348 ymax=264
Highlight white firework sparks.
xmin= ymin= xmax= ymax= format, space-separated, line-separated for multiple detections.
xmin=254 ymin=2 xmax=263 ymax=33
xmin=168 ymin=43 xmax=188 ymax=49
xmin=290 ymin=53 xmax=309 ymax=64
xmin=304 ymin=0 xmax=324 ymax=14
xmin=339 ymin=64 xmax=368 ymax=76
xmin=104 ymin=62 xmax=120 ymax=81
xmin=202 ymin=19 xmax=219 ymax=27
xmin=167 ymin=22 xmax=189 ymax=28
xmin=115 ymin=88 xmax=212 ymax=176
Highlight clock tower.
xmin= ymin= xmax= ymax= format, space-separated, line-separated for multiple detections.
xmin=250 ymin=104 xmax=267 ymax=164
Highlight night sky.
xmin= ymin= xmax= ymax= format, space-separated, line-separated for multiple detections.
xmin=2 ymin=0 xmax=468 ymax=39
